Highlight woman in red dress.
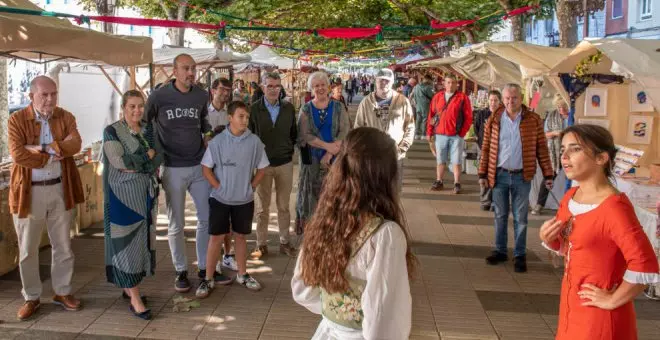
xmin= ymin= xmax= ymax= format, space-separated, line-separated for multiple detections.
xmin=539 ymin=124 xmax=659 ymax=340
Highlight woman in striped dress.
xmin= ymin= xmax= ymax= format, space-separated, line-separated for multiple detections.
xmin=102 ymin=90 xmax=163 ymax=320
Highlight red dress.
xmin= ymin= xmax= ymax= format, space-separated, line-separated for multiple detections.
xmin=551 ymin=187 xmax=659 ymax=340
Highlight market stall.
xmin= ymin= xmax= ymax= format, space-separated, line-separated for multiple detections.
xmin=410 ymin=42 xmax=572 ymax=208
xmin=548 ymin=38 xmax=660 ymax=299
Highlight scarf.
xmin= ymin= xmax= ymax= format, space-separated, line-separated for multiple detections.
xmin=311 ymin=101 xmax=335 ymax=161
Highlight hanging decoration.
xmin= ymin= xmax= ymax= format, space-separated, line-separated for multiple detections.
xmin=574 ymin=51 xmax=604 ymax=78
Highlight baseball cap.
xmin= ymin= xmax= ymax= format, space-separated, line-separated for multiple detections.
xmin=375 ymin=68 xmax=394 ymax=83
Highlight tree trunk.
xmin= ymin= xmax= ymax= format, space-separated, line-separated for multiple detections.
xmin=463 ymin=30 xmax=476 ymax=44
xmin=498 ymin=0 xmax=525 ymax=41
xmin=159 ymin=1 xmax=187 ymax=46
xmin=94 ymin=0 xmax=114 ymax=33
xmin=452 ymin=34 xmax=461 ymax=47
xmin=557 ymin=0 xmax=578 ymax=47
xmin=0 ymin=58 xmax=8 ymax=161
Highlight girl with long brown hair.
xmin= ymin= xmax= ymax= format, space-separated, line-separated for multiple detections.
xmin=291 ymin=127 xmax=415 ymax=339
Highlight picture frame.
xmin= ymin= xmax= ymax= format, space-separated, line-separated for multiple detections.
xmin=627 ymin=115 xmax=654 ymax=145
xmin=584 ymin=88 xmax=608 ymax=117
xmin=629 ymin=83 xmax=655 ymax=112
xmin=577 ymin=118 xmax=610 ymax=129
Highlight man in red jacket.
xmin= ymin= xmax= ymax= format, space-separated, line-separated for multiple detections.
xmin=426 ymin=74 xmax=473 ymax=194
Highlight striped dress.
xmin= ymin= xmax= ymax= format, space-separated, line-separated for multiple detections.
xmin=102 ymin=120 xmax=163 ymax=288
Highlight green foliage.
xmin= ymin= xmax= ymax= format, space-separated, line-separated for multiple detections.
xmin=77 ymin=0 xmax=560 ymax=55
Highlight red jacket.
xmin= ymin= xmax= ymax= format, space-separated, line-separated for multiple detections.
xmin=426 ymin=91 xmax=473 ymax=137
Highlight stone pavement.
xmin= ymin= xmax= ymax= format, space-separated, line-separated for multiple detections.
xmin=1 ymin=97 xmax=659 ymax=339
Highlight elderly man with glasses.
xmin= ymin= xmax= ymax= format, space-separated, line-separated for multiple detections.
xmin=249 ymin=72 xmax=298 ymax=258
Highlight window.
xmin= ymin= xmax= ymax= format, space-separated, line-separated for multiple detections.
xmin=545 ymin=19 xmax=553 ymax=33
xmin=641 ymin=0 xmax=653 ymax=20
xmin=612 ymin=0 xmax=623 ymax=18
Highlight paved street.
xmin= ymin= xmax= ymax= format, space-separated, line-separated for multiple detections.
xmin=1 ymin=97 xmax=659 ymax=340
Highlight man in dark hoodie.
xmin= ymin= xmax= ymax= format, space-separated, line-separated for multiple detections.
xmin=146 ymin=54 xmax=227 ymax=293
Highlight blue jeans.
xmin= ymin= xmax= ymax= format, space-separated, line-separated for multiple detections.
xmin=492 ymin=170 xmax=531 ymax=257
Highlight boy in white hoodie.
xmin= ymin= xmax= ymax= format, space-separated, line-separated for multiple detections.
xmin=197 ymin=101 xmax=269 ymax=297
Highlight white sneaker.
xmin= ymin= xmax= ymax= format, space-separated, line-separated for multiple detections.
xmin=236 ymin=274 xmax=262 ymax=291
xmin=195 ymin=279 xmax=215 ymax=298
xmin=221 ymin=254 xmax=238 ymax=271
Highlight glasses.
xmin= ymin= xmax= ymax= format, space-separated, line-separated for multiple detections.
xmin=266 ymin=85 xmax=281 ymax=90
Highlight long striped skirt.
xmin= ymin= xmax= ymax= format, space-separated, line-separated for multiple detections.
xmin=104 ymin=170 xmax=157 ymax=288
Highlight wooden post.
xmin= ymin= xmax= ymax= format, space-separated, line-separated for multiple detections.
xmin=98 ymin=66 xmax=122 ymax=96
xmin=129 ymin=66 xmax=137 ymax=90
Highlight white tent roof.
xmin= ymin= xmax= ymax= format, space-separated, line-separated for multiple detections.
xmin=549 ymin=38 xmax=660 ymax=112
xmin=397 ymin=53 xmax=424 ymax=65
xmin=153 ymin=47 xmax=251 ymax=67
xmin=248 ymin=45 xmax=296 ymax=69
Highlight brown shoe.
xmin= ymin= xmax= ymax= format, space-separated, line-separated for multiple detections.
xmin=280 ymin=243 xmax=298 ymax=257
xmin=251 ymin=245 xmax=268 ymax=259
xmin=17 ymin=299 xmax=40 ymax=320
xmin=52 ymin=295 xmax=81 ymax=311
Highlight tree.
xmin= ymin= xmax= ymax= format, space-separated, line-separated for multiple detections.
xmin=555 ymin=0 xmax=604 ymax=48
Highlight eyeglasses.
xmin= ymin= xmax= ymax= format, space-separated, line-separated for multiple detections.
xmin=266 ymin=85 xmax=281 ymax=90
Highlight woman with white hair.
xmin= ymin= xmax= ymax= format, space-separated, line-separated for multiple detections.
xmin=295 ymin=71 xmax=351 ymax=234
xmin=532 ymin=94 xmax=569 ymax=215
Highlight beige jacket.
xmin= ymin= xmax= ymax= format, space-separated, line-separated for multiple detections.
xmin=354 ymin=92 xmax=415 ymax=160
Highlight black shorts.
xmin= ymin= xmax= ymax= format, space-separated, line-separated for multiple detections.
xmin=208 ymin=198 xmax=254 ymax=235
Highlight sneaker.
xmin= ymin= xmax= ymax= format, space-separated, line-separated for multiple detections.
xmin=251 ymin=245 xmax=268 ymax=259
xmin=236 ymin=274 xmax=262 ymax=291
xmin=531 ymin=205 xmax=543 ymax=215
xmin=514 ymin=256 xmax=527 ymax=273
xmin=198 ymin=269 xmax=234 ymax=285
xmin=221 ymin=254 xmax=238 ymax=271
xmin=485 ymin=251 xmax=508 ymax=265
xmin=195 ymin=279 xmax=215 ymax=299
xmin=280 ymin=243 xmax=297 ymax=257
xmin=430 ymin=180 xmax=444 ymax=191
xmin=453 ymin=183 xmax=461 ymax=194
xmin=175 ymin=271 xmax=191 ymax=293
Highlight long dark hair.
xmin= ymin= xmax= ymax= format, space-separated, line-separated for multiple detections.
xmin=300 ymin=127 xmax=416 ymax=293
xmin=560 ymin=124 xmax=617 ymax=179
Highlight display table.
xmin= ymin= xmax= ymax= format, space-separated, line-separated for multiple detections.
xmin=0 ymin=162 xmax=104 ymax=277
xmin=613 ymin=177 xmax=660 ymax=299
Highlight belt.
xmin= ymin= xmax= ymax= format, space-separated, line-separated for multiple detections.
xmin=497 ymin=167 xmax=523 ymax=174
xmin=31 ymin=177 xmax=62 ymax=186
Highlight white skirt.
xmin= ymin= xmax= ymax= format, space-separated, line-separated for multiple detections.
xmin=311 ymin=318 xmax=365 ymax=340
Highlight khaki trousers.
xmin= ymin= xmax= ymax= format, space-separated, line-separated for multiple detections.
xmin=255 ymin=162 xmax=293 ymax=246
xmin=12 ymin=183 xmax=74 ymax=301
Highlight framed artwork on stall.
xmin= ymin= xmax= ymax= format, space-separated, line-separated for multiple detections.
xmin=578 ymin=118 xmax=610 ymax=129
xmin=629 ymin=83 xmax=655 ymax=112
xmin=627 ymin=115 xmax=654 ymax=145
xmin=584 ymin=88 xmax=608 ymax=116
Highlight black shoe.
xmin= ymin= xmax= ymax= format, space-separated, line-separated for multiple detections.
xmin=485 ymin=251 xmax=508 ymax=265
xmin=129 ymin=305 xmax=152 ymax=320
xmin=453 ymin=183 xmax=461 ymax=194
xmin=430 ymin=180 xmax=444 ymax=191
xmin=481 ymin=205 xmax=491 ymax=211
xmin=122 ymin=292 xmax=147 ymax=305
xmin=198 ymin=269 xmax=234 ymax=285
xmin=514 ymin=256 xmax=527 ymax=273
xmin=175 ymin=271 xmax=191 ymax=293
